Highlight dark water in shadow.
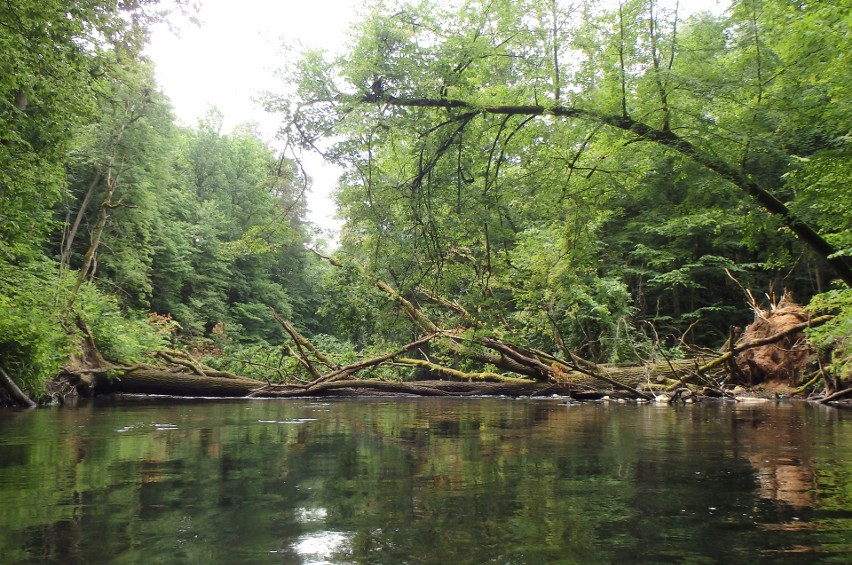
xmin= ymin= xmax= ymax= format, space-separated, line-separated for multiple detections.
xmin=0 ymin=397 xmax=850 ymax=563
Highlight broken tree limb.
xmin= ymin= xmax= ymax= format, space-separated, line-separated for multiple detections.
xmin=272 ymin=309 xmax=340 ymax=372
xmin=415 ymin=285 xmax=485 ymax=328
xmin=309 ymin=332 xmax=441 ymax=386
xmin=480 ymin=337 xmax=552 ymax=377
xmin=271 ymin=310 xmax=323 ymax=379
xmin=817 ymin=386 xmax=852 ymax=405
xmin=375 ymin=277 xmax=660 ymax=393
xmin=376 ymin=280 xmax=439 ymax=332
xmin=0 ymin=366 xmax=37 ymax=408
xmin=526 ymin=344 xmax=599 ymax=373
xmin=373 ymin=280 xmax=543 ymax=377
xmin=395 ymin=357 xmax=532 ymax=383
xmin=156 ymin=350 xmax=207 ymax=376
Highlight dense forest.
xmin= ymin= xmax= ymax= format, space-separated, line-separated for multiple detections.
xmin=1 ymin=0 xmax=849 ymax=406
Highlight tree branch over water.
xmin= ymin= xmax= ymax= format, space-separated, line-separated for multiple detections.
xmin=335 ymin=93 xmax=851 ymax=286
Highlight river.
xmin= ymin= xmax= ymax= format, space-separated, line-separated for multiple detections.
xmin=1 ymin=397 xmax=850 ymax=563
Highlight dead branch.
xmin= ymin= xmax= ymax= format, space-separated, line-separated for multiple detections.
xmin=395 ymin=357 xmax=532 ymax=383
xmin=480 ymin=337 xmax=552 ymax=377
xmin=309 ymin=332 xmax=441 ymax=386
xmin=156 ymin=350 xmax=240 ymax=379
xmin=817 ymin=386 xmax=852 ymax=405
xmin=415 ymin=285 xmax=485 ymax=328
xmin=0 ymin=366 xmax=37 ymax=408
xmin=376 ymin=280 xmax=439 ymax=332
xmin=272 ymin=309 xmax=340 ymax=372
xmin=156 ymin=350 xmax=207 ymax=376
xmin=271 ymin=309 xmax=323 ymax=379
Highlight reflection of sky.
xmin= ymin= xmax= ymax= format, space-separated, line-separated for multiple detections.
xmin=293 ymin=531 xmax=351 ymax=564
xmin=295 ymin=507 xmax=328 ymax=522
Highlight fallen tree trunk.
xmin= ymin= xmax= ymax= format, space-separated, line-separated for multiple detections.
xmin=86 ymin=362 xmax=689 ymax=400
xmin=0 ymin=367 xmax=37 ymax=408
xmin=94 ymin=368 xmax=264 ymax=397
xmin=252 ymin=379 xmax=624 ymax=399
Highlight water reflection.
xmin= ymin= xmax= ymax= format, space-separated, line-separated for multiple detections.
xmin=0 ymin=399 xmax=850 ymax=563
xmin=725 ymin=404 xmax=812 ymax=498
xmin=292 ymin=531 xmax=351 ymax=564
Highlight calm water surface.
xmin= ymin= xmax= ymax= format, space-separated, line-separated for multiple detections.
xmin=1 ymin=397 xmax=851 ymax=564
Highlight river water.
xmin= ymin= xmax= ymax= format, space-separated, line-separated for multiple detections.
xmin=0 ymin=397 xmax=850 ymax=563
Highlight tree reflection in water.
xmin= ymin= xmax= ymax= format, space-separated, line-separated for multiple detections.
xmin=0 ymin=398 xmax=850 ymax=563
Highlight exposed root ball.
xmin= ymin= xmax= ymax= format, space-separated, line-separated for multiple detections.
xmin=734 ymin=296 xmax=813 ymax=385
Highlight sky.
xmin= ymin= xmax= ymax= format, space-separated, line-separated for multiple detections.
xmin=145 ymin=0 xmax=363 ymax=237
xmin=145 ymin=0 xmax=729 ymax=239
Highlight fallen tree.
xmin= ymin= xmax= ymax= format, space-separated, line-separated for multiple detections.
xmin=49 ymin=280 xmax=844 ymax=405
xmin=61 ymin=279 xmax=714 ymax=402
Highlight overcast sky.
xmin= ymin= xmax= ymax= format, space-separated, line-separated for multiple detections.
xmin=145 ymin=0 xmax=728 ymax=238
xmin=146 ymin=0 xmax=362 ymax=236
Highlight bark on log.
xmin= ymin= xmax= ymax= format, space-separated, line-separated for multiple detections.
xmin=257 ymin=379 xmax=585 ymax=398
xmin=89 ymin=368 xmax=653 ymax=400
xmin=96 ymin=369 xmax=263 ymax=397
xmin=0 ymin=367 xmax=37 ymax=408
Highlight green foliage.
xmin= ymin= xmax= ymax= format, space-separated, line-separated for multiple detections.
xmin=3 ymin=0 xmax=851 ymax=391
xmin=143 ymin=114 xmax=318 ymax=344
xmin=0 ymin=258 xmax=167 ymax=399
xmin=0 ymin=0 xmax=329 ymax=394
xmin=267 ymin=0 xmax=851 ymax=369
xmin=0 ymin=261 xmax=71 ymax=397
xmin=806 ymin=290 xmax=852 ymax=382
xmin=0 ymin=0 xmax=162 ymax=261
xmin=72 ymin=282 xmax=167 ymax=364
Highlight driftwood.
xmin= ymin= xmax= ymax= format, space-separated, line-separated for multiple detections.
xmin=0 ymin=367 xmax=37 ymax=408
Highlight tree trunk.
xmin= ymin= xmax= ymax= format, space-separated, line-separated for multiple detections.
xmin=95 ymin=369 xmax=263 ymax=397
xmin=0 ymin=367 xmax=37 ymax=408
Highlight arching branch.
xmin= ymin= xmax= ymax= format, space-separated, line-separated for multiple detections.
xmin=344 ymin=93 xmax=851 ymax=286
